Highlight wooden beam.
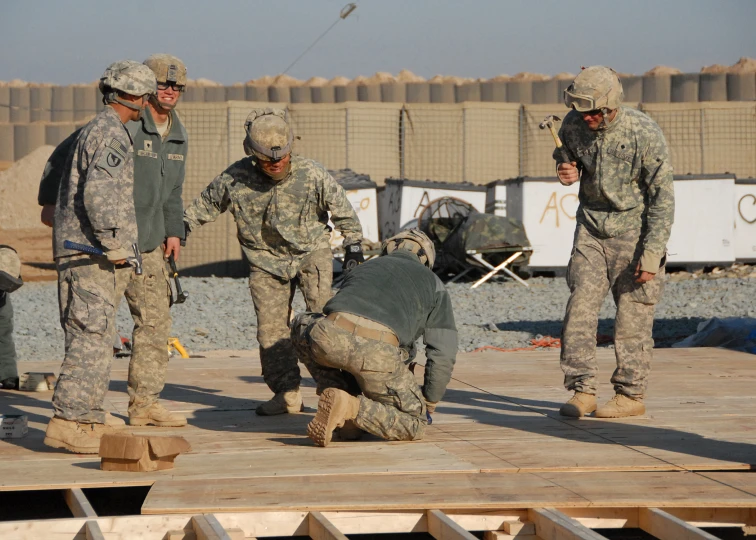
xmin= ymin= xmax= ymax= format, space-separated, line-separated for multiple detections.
xmin=427 ymin=509 xmax=478 ymax=540
xmin=529 ymin=508 xmax=608 ymax=540
xmin=64 ymin=488 xmax=97 ymax=518
xmin=639 ymin=508 xmax=719 ymax=540
xmin=558 ymin=507 xmax=638 ymax=529
xmin=484 ymin=532 xmax=538 ymax=540
xmin=85 ymin=520 xmax=106 ymax=540
xmin=192 ymin=514 xmax=244 ymax=540
xmin=308 ymin=511 xmax=348 ymax=540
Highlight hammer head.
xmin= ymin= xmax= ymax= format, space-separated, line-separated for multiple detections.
xmin=174 ymin=291 xmax=189 ymax=304
xmin=539 ymin=114 xmax=562 ymax=130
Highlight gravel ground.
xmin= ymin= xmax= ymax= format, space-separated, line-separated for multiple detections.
xmin=9 ymin=272 xmax=756 ymax=362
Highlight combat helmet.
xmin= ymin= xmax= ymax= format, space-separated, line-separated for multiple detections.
xmin=144 ymin=54 xmax=186 ymax=110
xmin=381 ymin=229 xmax=436 ymax=269
xmin=564 ymin=66 xmax=624 ymax=113
xmin=0 ymin=245 xmax=23 ymax=293
xmin=99 ymin=60 xmax=157 ymax=110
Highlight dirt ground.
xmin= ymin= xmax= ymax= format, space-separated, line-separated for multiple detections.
xmin=1 ymin=227 xmax=56 ymax=282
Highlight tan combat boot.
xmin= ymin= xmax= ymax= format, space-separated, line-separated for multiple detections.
xmin=307 ymin=388 xmax=361 ymax=447
xmin=595 ymin=394 xmax=645 ymax=418
xmin=559 ymin=392 xmax=597 ymax=418
xmin=129 ymin=403 xmax=188 ymax=427
xmin=43 ymin=418 xmax=116 ymax=454
xmin=105 ymin=412 xmax=126 ymax=427
xmin=255 ymin=389 xmax=304 ymax=416
xmin=335 ymin=420 xmax=365 ymax=441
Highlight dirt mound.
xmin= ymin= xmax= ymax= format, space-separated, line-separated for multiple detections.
xmin=189 ymin=78 xmax=222 ymax=87
xmin=328 ymin=76 xmax=351 ymax=86
xmin=701 ymin=63 xmax=729 ymax=74
xmin=730 ymin=57 xmax=756 ymax=73
xmin=511 ymin=72 xmax=550 ymax=81
xmin=488 ymin=74 xmax=511 ymax=82
xmin=0 ymin=145 xmax=54 ymax=231
xmin=552 ymin=72 xmax=576 ymax=80
xmin=304 ymin=76 xmax=329 ymax=87
xmin=396 ymin=69 xmax=425 ymax=83
xmin=348 ymin=75 xmax=368 ymax=86
xmin=365 ymin=72 xmax=396 ymax=84
xmin=644 ymin=65 xmax=682 ymax=76
xmin=272 ymin=74 xmax=302 ymax=86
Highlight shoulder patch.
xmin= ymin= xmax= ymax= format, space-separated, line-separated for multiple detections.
xmin=167 ymin=154 xmax=184 ymax=161
xmin=108 ymin=138 xmax=128 ymax=158
xmin=96 ymin=138 xmax=129 ymax=177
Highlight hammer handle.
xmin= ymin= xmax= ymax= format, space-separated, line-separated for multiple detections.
xmin=168 ymin=254 xmax=188 ymax=302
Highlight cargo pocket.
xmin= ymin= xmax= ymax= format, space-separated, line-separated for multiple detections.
xmin=68 ymin=275 xmax=110 ymax=335
xmin=628 ymin=255 xmax=666 ymax=305
xmin=141 ymin=265 xmax=172 ymax=327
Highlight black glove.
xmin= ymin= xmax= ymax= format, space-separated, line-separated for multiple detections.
xmin=342 ymin=243 xmax=365 ymax=272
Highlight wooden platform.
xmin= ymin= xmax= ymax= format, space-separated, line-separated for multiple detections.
xmin=1 ymin=347 xmax=756 ymax=538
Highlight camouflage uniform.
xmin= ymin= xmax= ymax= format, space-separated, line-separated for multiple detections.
xmin=52 ymin=106 xmax=139 ymax=423
xmin=291 ymin=249 xmax=458 ymax=441
xmin=0 ymin=246 xmax=23 ymax=384
xmin=555 ymin=106 xmax=675 ymax=397
xmin=184 ymin=155 xmax=363 ymax=393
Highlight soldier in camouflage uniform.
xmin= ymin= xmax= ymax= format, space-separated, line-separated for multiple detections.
xmin=291 ymin=230 xmax=458 ymax=447
xmin=554 ymin=66 xmax=675 ymax=418
xmin=38 ymin=55 xmax=190 ymax=428
xmin=0 ymin=246 xmax=23 ymax=390
xmin=183 ymin=108 xmax=364 ymax=416
xmin=43 ymin=61 xmax=157 ymax=454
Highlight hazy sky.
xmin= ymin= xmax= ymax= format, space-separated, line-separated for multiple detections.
xmin=2 ymin=0 xmax=755 ymax=85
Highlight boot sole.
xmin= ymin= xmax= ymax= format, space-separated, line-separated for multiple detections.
xmin=43 ymin=435 xmax=100 ymax=454
xmin=255 ymin=403 xmax=305 ymax=416
xmin=559 ymin=404 xmax=597 ymax=417
xmin=307 ymin=389 xmax=344 ymax=447
xmin=595 ymin=408 xmax=645 ymax=418
xmin=129 ymin=418 xmax=187 ymax=427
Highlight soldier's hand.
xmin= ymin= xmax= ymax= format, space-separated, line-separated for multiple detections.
xmin=164 ymin=237 xmax=181 ymax=261
xmin=634 ymin=261 xmax=656 ymax=283
xmin=342 ymin=243 xmax=365 ymax=272
xmin=41 ymin=205 xmax=55 ymax=227
xmin=557 ymin=162 xmax=579 ymax=186
xmin=426 ymin=401 xmax=438 ymax=415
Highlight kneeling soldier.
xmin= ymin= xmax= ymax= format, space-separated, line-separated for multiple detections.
xmin=291 ymin=230 xmax=457 ymax=447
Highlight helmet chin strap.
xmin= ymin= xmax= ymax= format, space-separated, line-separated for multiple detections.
xmin=150 ymin=94 xmax=175 ymax=112
xmin=258 ymin=161 xmax=291 ymax=182
xmin=106 ymin=91 xmax=144 ymax=119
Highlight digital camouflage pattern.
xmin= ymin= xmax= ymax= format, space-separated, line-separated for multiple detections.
xmin=123 ymin=248 xmax=173 ymax=415
xmin=555 ymin=106 xmax=674 ymax=273
xmin=0 ymin=245 xmax=23 ymax=293
xmin=561 ymin=225 xmax=665 ymax=398
xmin=143 ymin=54 xmax=187 ymax=86
xmin=0 ymin=293 xmax=18 ymax=381
xmin=99 ymin=60 xmax=157 ymax=98
xmin=53 ymin=106 xmax=138 ymax=262
xmin=249 ymin=248 xmax=333 ymax=393
xmin=184 ymin=155 xmax=363 ymax=280
xmin=292 ymin=312 xmax=427 ymax=441
xmin=245 ymin=108 xmax=292 ymax=162
xmin=53 ymin=255 xmax=133 ymax=423
xmin=564 ymin=65 xmax=624 ymax=112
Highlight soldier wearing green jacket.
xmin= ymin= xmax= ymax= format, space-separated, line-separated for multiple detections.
xmin=183 ymin=108 xmax=364 ymax=417
xmin=39 ymin=54 xmax=189 ymax=429
xmin=554 ymin=66 xmax=675 ymax=419
xmin=291 ymin=229 xmax=458 ymax=447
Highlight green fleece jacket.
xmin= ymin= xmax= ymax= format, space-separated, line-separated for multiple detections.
xmin=37 ymin=108 xmax=188 ymax=252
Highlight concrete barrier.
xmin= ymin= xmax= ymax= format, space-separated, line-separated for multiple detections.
xmin=13 ymin=123 xmax=45 ymax=161
xmin=480 ymin=81 xmax=507 ymax=102
xmin=289 ymin=86 xmax=311 ymax=103
xmin=51 ymin=86 xmax=74 ymax=122
xmin=30 ymin=87 xmax=52 ymax=122
xmin=531 ymin=80 xmax=559 ymax=104
xmin=45 ymin=123 xmax=77 ymax=147
xmin=455 ymin=82 xmax=481 ymax=103
xmin=380 ymin=82 xmax=405 ymax=103
xmin=429 ymin=82 xmax=455 ymax=103
xmin=245 ymin=85 xmax=269 ymax=102
xmin=405 ymin=82 xmax=430 ymax=103
xmin=311 ymin=86 xmax=335 ymax=104
xmin=671 ymin=73 xmax=700 ymax=102
xmin=334 ymin=85 xmax=358 ymax=103
xmin=268 ymin=85 xmax=290 ymax=103
xmin=73 ymin=86 xmax=97 ymax=122
xmin=642 ymin=75 xmax=671 ymax=103
xmin=698 ymin=73 xmax=728 ymax=101
xmin=727 ymin=73 xmax=756 ymax=101
xmin=0 ymin=88 xmax=9 ymax=123
xmin=357 ymin=83 xmax=381 ymax=102
xmin=224 ymin=86 xmax=245 ymax=101
xmin=10 ymin=87 xmax=30 ymax=123
xmin=506 ymin=81 xmax=533 ymax=104
xmin=0 ymin=124 xmax=13 ymax=162
xmin=621 ymin=76 xmax=643 ymax=102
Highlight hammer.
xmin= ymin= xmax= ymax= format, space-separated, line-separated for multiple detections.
xmin=539 ymin=115 xmax=571 ymax=164
xmin=167 ymin=253 xmax=189 ymax=305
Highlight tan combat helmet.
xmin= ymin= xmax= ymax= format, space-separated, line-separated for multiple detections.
xmin=381 ymin=229 xmax=436 ymax=269
xmin=144 ymin=54 xmax=187 ymax=110
xmin=0 ymin=245 xmax=23 ymax=293
xmin=99 ymin=60 xmax=157 ymax=111
xmin=244 ymin=108 xmax=294 ymax=180
xmin=564 ymin=66 xmax=624 ymax=113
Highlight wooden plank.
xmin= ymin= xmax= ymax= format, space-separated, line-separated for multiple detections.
xmin=191 ymin=514 xmax=239 ymax=540
xmin=638 ymin=507 xmax=719 ymax=540
xmin=484 ymin=533 xmax=538 ymax=540
xmin=308 ymin=511 xmax=348 ymax=540
xmin=558 ymin=508 xmax=638 ymax=529
xmin=427 ymin=509 xmax=478 ymax=540
xmin=529 ymin=508 xmax=607 ymax=540
xmin=320 ymin=511 xmax=426 ymax=534
xmin=84 ymin=520 xmax=106 ymax=540
xmin=65 ymin=488 xmax=97 ymax=518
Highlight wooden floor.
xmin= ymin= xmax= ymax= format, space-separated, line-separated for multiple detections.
xmin=1 ymin=346 xmax=756 ymax=518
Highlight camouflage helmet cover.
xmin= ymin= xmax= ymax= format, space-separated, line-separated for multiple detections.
xmin=0 ymin=245 xmax=23 ymax=293
xmin=99 ymin=60 xmax=157 ymax=98
xmin=244 ymin=108 xmax=293 ymax=162
xmin=564 ymin=66 xmax=624 ymax=112
xmin=381 ymin=229 xmax=436 ymax=269
xmin=143 ymin=53 xmax=187 ymax=86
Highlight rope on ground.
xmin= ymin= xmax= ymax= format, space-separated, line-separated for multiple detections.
xmin=473 ymin=336 xmax=561 ymax=353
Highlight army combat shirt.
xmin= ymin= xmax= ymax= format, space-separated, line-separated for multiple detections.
xmin=324 ymin=250 xmax=458 ymax=403
xmin=555 ymin=106 xmax=675 ymax=272
xmin=183 ymin=155 xmax=363 ymax=279
xmin=53 ymin=106 xmax=137 ymax=261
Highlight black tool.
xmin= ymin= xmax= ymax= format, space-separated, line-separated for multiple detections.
xmin=168 ymin=253 xmax=188 ymax=304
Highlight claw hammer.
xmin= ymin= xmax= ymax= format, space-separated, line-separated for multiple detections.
xmin=167 ymin=253 xmax=188 ymax=304
xmin=539 ymin=114 xmax=571 ymax=164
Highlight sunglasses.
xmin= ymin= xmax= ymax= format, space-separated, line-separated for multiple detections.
xmin=157 ymin=82 xmax=186 ymax=92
